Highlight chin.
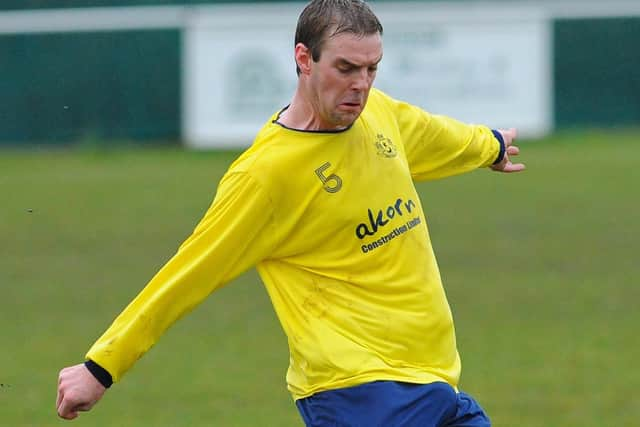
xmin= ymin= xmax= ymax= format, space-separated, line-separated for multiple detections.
xmin=332 ymin=111 xmax=360 ymax=128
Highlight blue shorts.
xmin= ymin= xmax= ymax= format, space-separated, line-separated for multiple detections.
xmin=295 ymin=381 xmax=490 ymax=427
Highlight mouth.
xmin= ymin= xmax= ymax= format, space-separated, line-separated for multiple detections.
xmin=339 ymin=101 xmax=362 ymax=111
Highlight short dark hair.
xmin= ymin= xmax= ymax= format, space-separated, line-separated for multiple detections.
xmin=294 ymin=0 xmax=383 ymax=74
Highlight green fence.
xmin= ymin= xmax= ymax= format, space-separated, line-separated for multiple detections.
xmin=1 ymin=4 xmax=639 ymax=145
xmin=554 ymin=17 xmax=640 ymax=129
xmin=0 ymin=30 xmax=180 ymax=145
xmin=1 ymin=0 xmax=301 ymax=10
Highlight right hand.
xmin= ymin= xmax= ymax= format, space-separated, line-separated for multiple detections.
xmin=56 ymin=363 xmax=106 ymax=420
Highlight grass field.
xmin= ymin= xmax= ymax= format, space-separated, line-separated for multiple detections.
xmin=1 ymin=131 xmax=638 ymax=426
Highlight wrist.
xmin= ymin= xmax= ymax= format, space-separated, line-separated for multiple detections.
xmin=491 ymin=129 xmax=506 ymax=165
xmin=84 ymin=360 xmax=113 ymax=388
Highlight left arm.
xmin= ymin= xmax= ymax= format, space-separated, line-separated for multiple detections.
xmin=378 ymin=90 xmax=525 ymax=179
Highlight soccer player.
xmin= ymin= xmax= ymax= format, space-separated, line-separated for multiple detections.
xmin=56 ymin=0 xmax=525 ymax=425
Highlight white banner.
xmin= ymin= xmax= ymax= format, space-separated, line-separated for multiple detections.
xmin=183 ymin=2 xmax=551 ymax=148
xmin=183 ymin=6 xmax=301 ymax=148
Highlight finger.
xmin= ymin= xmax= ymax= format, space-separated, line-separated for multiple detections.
xmin=56 ymin=388 xmax=63 ymax=410
xmin=504 ymin=162 xmax=526 ymax=173
xmin=62 ymin=411 xmax=79 ymax=420
xmin=58 ymin=397 xmax=78 ymax=420
xmin=498 ymin=128 xmax=516 ymax=144
xmin=76 ymin=402 xmax=94 ymax=412
xmin=506 ymin=145 xmax=519 ymax=156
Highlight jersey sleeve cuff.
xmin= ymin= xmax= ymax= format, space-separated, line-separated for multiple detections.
xmin=491 ymin=129 xmax=506 ymax=165
xmin=84 ymin=359 xmax=113 ymax=388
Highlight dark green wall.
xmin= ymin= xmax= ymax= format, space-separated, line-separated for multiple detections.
xmin=3 ymin=6 xmax=639 ymax=144
xmin=1 ymin=0 xmax=302 ymax=10
xmin=0 ymin=30 xmax=180 ymax=145
xmin=554 ymin=17 xmax=640 ymax=129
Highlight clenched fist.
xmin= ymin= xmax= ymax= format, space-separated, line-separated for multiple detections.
xmin=56 ymin=363 xmax=106 ymax=420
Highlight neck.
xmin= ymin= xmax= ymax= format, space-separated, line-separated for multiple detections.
xmin=278 ymin=87 xmax=346 ymax=131
xmin=278 ymin=90 xmax=319 ymax=131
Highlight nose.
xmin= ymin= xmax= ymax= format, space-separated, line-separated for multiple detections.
xmin=351 ymin=68 xmax=373 ymax=92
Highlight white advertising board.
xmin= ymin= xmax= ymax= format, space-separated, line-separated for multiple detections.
xmin=183 ymin=2 xmax=551 ymax=148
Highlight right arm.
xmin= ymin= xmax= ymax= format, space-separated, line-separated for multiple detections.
xmin=57 ymin=171 xmax=278 ymax=419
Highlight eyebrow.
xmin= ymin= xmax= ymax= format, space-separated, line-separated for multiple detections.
xmin=336 ymin=55 xmax=383 ymax=68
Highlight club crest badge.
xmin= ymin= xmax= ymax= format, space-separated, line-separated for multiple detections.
xmin=375 ymin=133 xmax=397 ymax=158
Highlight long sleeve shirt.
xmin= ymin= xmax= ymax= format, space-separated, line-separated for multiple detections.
xmin=86 ymin=88 xmax=502 ymax=400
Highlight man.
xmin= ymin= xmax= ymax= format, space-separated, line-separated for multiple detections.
xmin=57 ymin=0 xmax=524 ymax=425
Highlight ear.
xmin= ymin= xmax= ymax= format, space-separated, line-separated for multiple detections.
xmin=294 ymin=43 xmax=313 ymax=75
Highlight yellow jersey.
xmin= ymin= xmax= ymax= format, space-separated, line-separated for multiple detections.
xmin=86 ymin=88 xmax=501 ymax=400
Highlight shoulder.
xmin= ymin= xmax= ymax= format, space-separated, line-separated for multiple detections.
xmin=226 ymin=110 xmax=284 ymax=173
xmin=367 ymin=88 xmax=427 ymax=116
xmin=223 ymin=117 xmax=304 ymax=196
xmin=363 ymin=88 xmax=409 ymax=120
xmin=367 ymin=87 xmax=395 ymax=108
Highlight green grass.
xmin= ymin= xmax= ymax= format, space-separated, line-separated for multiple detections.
xmin=1 ymin=131 xmax=638 ymax=426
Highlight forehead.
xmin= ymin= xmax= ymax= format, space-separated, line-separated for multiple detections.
xmin=321 ymin=32 xmax=383 ymax=64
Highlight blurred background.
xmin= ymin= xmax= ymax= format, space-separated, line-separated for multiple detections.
xmin=1 ymin=1 xmax=639 ymax=426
